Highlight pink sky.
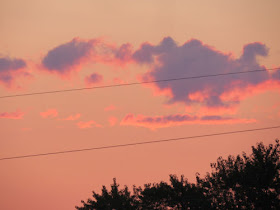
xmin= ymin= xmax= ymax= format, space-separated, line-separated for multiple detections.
xmin=1 ymin=1 xmax=280 ymax=209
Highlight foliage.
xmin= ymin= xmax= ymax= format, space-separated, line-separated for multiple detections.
xmin=196 ymin=139 xmax=280 ymax=209
xmin=75 ymin=178 xmax=137 ymax=210
xmin=76 ymin=140 xmax=280 ymax=209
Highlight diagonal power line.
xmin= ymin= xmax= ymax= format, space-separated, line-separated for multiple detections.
xmin=0 ymin=67 xmax=279 ymax=99
xmin=1 ymin=125 xmax=279 ymax=161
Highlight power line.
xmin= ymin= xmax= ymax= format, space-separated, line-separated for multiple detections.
xmin=0 ymin=67 xmax=279 ymax=99
xmin=1 ymin=125 xmax=279 ymax=161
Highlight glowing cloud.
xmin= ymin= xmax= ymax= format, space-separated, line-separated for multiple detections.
xmin=104 ymin=105 xmax=116 ymax=112
xmin=40 ymin=109 xmax=58 ymax=119
xmin=134 ymin=37 xmax=279 ymax=108
xmin=0 ymin=110 xmax=24 ymax=119
xmin=112 ymin=43 xmax=133 ymax=66
xmin=108 ymin=116 xmax=118 ymax=126
xmin=76 ymin=120 xmax=102 ymax=129
xmin=59 ymin=114 xmax=81 ymax=121
xmin=121 ymin=113 xmax=256 ymax=130
xmin=197 ymin=105 xmax=238 ymax=116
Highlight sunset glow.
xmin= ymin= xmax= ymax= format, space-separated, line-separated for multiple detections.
xmin=1 ymin=1 xmax=280 ymax=209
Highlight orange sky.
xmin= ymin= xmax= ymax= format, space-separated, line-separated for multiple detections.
xmin=1 ymin=1 xmax=280 ymax=209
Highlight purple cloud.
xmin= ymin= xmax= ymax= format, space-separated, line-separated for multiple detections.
xmin=132 ymin=37 xmax=176 ymax=64
xmin=114 ymin=43 xmax=133 ymax=62
xmin=85 ymin=73 xmax=103 ymax=85
xmin=0 ymin=57 xmax=26 ymax=72
xmin=134 ymin=37 xmax=273 ymax=107
xmin=41 ymin=39 xmax=136 ymax=76
xmin=0 ymin=57 xmax=27 ymax=86
xmin=121 ymin=113 xmax=256 ymax=129
xmin=42 ymin=38 xmax=94 ymax=74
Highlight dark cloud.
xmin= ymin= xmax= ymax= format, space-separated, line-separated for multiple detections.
xmin=41 ymin=39 xmax=135 ymax=76
xmin=271 ymin=67 xmax=280 ymax=80
xmin=134 ymin=37 xmax=272 ymax=107
xmin=140 ymin=113 xmax=197 ymax=123
xmin=132 ymin=37 xmax=176 ymax=64
xmin=0 ymin=57 xmax=26 ymax=72
xmin=0 ymin=57 xmax=28 ymax=86
xmin=42 ymin=38 xmax=93 ymax=74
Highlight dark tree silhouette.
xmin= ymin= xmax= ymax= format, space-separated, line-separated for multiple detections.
xmin=196 ymin=139 xmax=280 ymax=209
xmin=75 ymin=178 xmax=138 ymax=210
xmin=138 ymin=175 xmax=210 ymax=209
xmin=76 ymin=139 xmax=280 ymax=209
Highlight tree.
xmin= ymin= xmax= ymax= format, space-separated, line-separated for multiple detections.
xmin=196 ymin=139 xmax=280 ymax=209
xmin=76 ymin=139 xmax=280 ymax=209
xmin=75 ymin=178 xmax=137 ymax=210
xmin=138 ymin=175 xmax=210 ymax=209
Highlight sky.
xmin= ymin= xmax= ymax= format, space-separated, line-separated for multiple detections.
xmin=1 ymin=0 xmax=280 ymax=209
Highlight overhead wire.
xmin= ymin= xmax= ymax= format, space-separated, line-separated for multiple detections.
xmin=1 ymin=68 xmax=279 ymax=161
xmin=0 ymin=67 xmax=279 ymax=99
xmin=1 ymin=125 xmax=279 ymax=161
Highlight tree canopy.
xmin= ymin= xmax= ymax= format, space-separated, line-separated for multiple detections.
xmin=76 ymin=139 xmax=280 ymax=209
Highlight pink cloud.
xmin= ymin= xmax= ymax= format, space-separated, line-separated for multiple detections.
xmin=114 ymin=43 xmax=133 ymax=64
xmin=112 ymin=77 xmax=126 ymax=85
xmin=104 ymin=105 xmax=116 ymax=112
xmin=40 ymin=109 xmax=58 ymax=119
xmin=108 ymin=116 xmax=118 ymax=126
xmin=59 ymin=114 xmax=81 ymax=121
xmin=198 ymin=105 xmax=238 ymax=116
xmin=0 ymin=110 xmax=24 ymax=119
xmin=76 ymin=120 xmax=102 ymax=129
xmin=121 ymin=113 xmax=256 ymax=130
xmin=220 ymin=80 xmax=280 ymax=102
xmin=188 ymin=90 xmax=210 ymax=103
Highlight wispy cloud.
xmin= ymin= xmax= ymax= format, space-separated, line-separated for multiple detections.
xmin=76 ymin=120 xmax=102 ymax=129
xmin=108 ymin=116 xmax=118 ymax=126
xmin=40 ymin=109 xmax=58 ymax=119
xmin=58 ymin=113 xmax=81 ymax=121
xmin=121 ymin=113 xmax=256 ymax=130
xmin=0 ymin=110 xmax=25 ymax=119
xmin=104 ymin=105 xmax=116 ymax=112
